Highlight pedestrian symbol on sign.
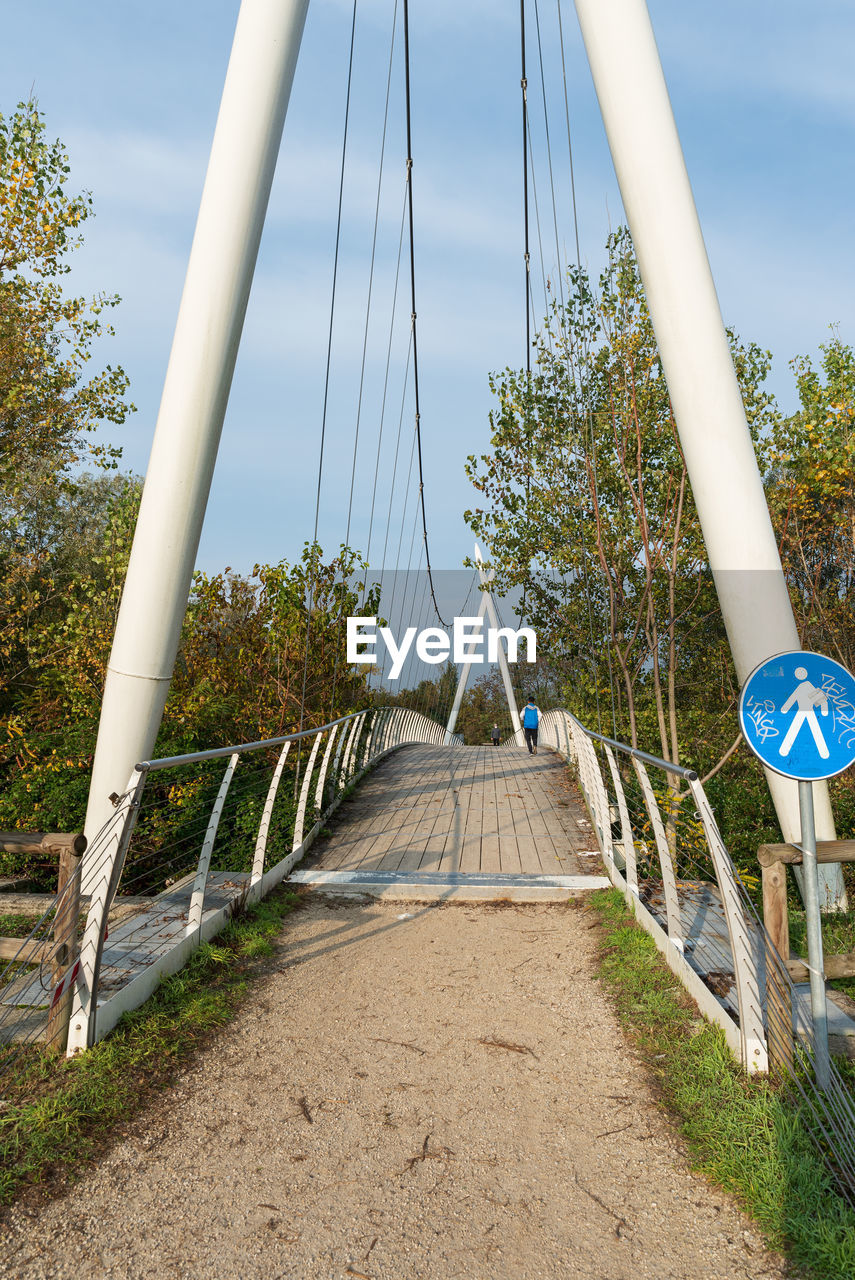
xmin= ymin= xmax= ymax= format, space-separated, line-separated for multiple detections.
xmin=779 ymin=667 xmax=830 ymax=760
xmin=738 ymin=650 xmax=855 ymax=782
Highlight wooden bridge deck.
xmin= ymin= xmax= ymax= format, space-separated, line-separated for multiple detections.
xmin=291 ymin=744 xmax=611 ymax=899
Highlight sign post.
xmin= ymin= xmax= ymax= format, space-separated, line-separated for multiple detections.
xmin=795 ymin=777 xmax=828 ymax=1088
xmin=739 ymin=650 xmax=855 ymax=1091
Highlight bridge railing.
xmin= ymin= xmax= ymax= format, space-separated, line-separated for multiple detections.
xmin=513 ymin=708 xmax=855 ymax=1200
xmin=0 ymin=707 xmax=444 ymax=1069
xmin=515 ymin=710 xmax=768 ymax=1072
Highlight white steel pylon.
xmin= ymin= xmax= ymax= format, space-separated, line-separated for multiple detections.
xmin=84 ymin=0 xmax=310 ymax=870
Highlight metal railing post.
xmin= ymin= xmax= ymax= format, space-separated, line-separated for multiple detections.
xmin=251 ymin=740 xmax=291 ymax=894
xmin=332 ymin=716 xmax=355 ymax=793
xmin=367 ymin=708 xmax=386 ymax=761
xmin=632 ymin=758 xmax=683 ymax=949
xmin=188 ymin=752 xmax=240 ymax=938
xmin=605 ymin=743 xmax=637 ymax=894
xmin=342 ymin=712 xmax=366 ymax=779
xmin=381 ymin=708 xmax=395 ymax=754
xmin=572 ymin=723 xmax=615 ymax=871
xmin=563 ymin=711 xmax=574 ymax=762
xmin=293 ymin=730 xmax=324 ymax=850
xmin=689 ymin=778 xmax=769 ymax=1073
xmin=354 ymin=711 xmax=370 ymax=772
xmin=67 ymin=768 xmax=148 ymax=1055
xmin=362 ymin=709 xmax=379 ymax=763
xmin=315 ymin=723 xmax=340 ymax=810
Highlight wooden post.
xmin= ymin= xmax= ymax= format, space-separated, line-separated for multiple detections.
xmin=759 ymin=845 xmax=855 ymax=959
xmin=761 ymin=858 xmax=789 ymax=961
xmin=45 ymin=847 xmax=82 ymax=1052
xmin=0 ymin=831 xmax=87 ymax=856
xmin=760 ymin=856 xmax=794 ymax=1074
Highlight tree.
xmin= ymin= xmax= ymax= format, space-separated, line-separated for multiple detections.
xmin=167 ymin=543 xmax=383 ymax=751
xmin=0 ymin=100 xmax=135 ymax=858
xmin=0 ymin=536 xmax=380 ymax=880
xmin=0 ymin=101 xmax=135 ymax=719
xmin=0 ymin=101 xmax=133 ymax=524
xmin=465 ymin=230 xmax=775 ymax=772
xmin=768 ymin=334 xmax=855 ymax=674
xmin=375 ymin=660 xmax=459 ymax=729
xmin=0 ymin=474 xmax=142 ymax=849
xmin=457 ymin=668 xmax=510 ymax=745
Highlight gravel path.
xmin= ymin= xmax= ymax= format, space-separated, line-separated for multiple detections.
xmin=0 ymin=896 xmax=788 ymax=1280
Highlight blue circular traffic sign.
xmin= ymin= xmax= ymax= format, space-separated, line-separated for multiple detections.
xmin=739 ymin=650 xmax=855 ymax=781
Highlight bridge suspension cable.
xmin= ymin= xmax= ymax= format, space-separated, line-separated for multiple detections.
xmin=514 ymin=0 xmax=615 ymax=737
xmin=520 ymin=0 xmax=532 ymax=374
xmin=344 ymin=0 xmax=400 ymax=557
xmin=402 ymin=0 xmax=448 ymax=629
xmin=304 ymin=0 xmax=465 ymax=726
xmin=298 ymin=0 xmax=359 ymax=745
xmin=555 ymin=0 xmax=618 ymax=737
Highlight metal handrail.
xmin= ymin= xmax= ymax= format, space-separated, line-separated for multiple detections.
xmin=561 ymin=712 xmax=700 ymax=781
xmin=137 ymin=708 xmax=367 ymax=772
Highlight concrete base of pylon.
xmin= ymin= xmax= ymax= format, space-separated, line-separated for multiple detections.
xmin=287 ymin=868 xmax=610 ymax=903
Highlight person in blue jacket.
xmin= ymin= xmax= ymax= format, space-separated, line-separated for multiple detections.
xmin=522 ymin=697 xmax=539 ymax=754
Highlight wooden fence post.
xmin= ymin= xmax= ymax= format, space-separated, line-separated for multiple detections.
xmin=45 ymin=847 xmax=82 ymax=1052
xmin=760 ymin=854 xmax=794 ymax=1073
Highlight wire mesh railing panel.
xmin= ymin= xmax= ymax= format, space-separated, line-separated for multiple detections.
xmin=0 ymin=853 xmax=85 ymax=1072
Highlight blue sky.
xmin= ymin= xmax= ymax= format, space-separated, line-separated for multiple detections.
xmin=2 ymin=1 xmax=853 ymax=587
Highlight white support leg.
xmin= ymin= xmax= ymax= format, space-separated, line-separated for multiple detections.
xmin=573 ymin=0 xmax=842 ymax=903
xmin=84 ymin=0 xmax=311 ymax=863
xmin=474 ymin=545 xmax=522 ymax=735
xmin=444 ymin=591 xmax=489 ymax=743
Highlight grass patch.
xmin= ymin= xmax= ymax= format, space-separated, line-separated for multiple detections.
xmin=588 ymin=887 xmax=855 ymax=1280
xmin=0 ymin=887 xmax=300 ymax=1205
xmin=0 ymin=914 xmax=42 ymax=938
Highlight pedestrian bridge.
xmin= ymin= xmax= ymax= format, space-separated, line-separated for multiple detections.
xmin=3 ymin=702 xmax=847 ymax=1076
xmin=3 ymin=702 xmax=855 ymax=1200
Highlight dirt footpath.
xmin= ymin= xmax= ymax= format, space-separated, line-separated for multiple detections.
xmin=0 ymin=897 xmax=788 ymax=1280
